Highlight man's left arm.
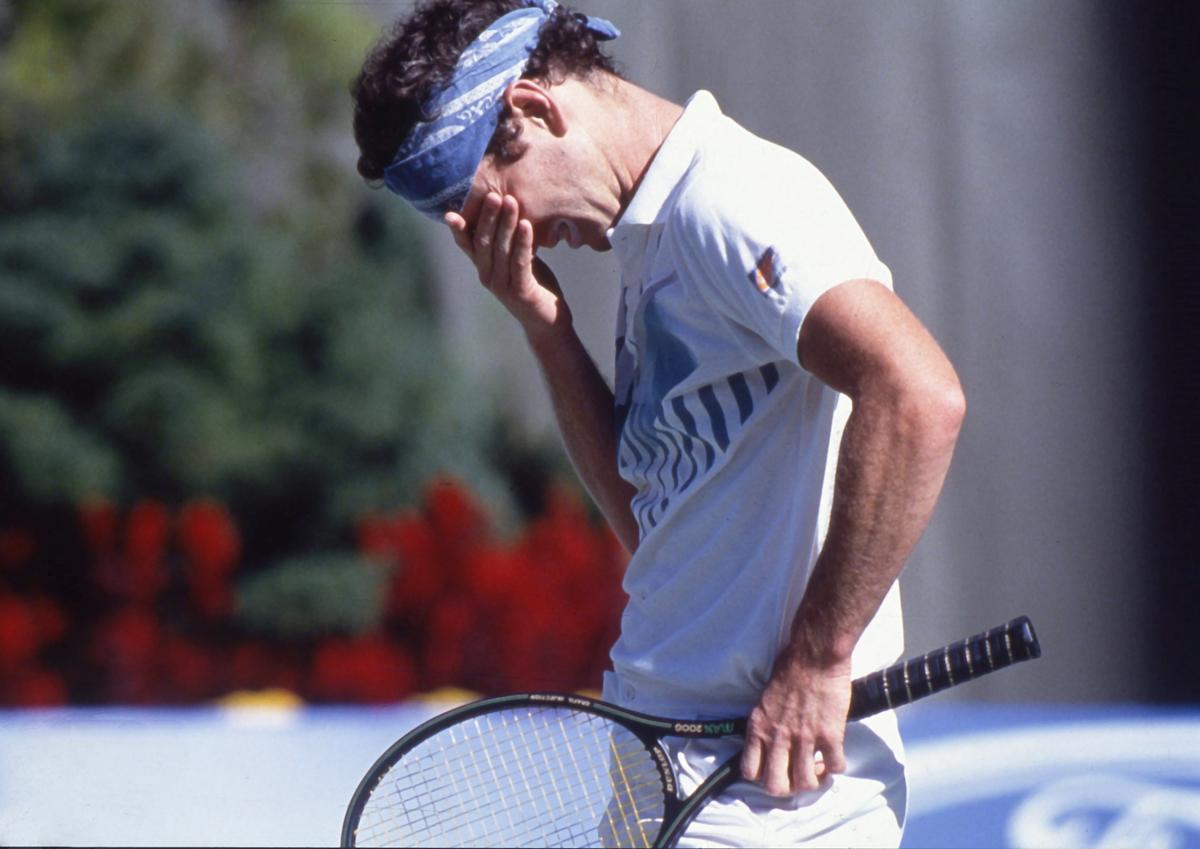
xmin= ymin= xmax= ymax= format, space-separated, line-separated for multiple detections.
xmin=739 ymin=277 xmax=966 ymax=797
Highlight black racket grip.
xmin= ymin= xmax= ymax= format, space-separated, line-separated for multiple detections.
xmin=848 ymin=616 xmax=1040 ymax=720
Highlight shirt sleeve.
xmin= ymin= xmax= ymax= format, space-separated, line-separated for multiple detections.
xmin=672 ymin=150 xmax=890 ymax=366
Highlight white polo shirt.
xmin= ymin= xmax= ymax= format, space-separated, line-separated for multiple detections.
xmin=603 ymin=91 xmax=904 ymax=719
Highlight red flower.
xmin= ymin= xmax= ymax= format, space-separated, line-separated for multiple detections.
xmin=383 ymin=515 xmax=445 ymax=620
xmin=31 ymin=597 xmax=67 ymax=645
xmin=3 ymin=666 xmax=67 ymax=707
xmin=178 ymin=500 xmax=240 ymax=578
xmin=462 ymin=547 xmax=518 ymax=611
xmin=227 ymin=641 xmax=274 ymax=692
xmin=177 ymin=500 xmax=241 ymax=619
xmin=106 ymin=500 xmax=171 ymax=603
xmin=92 ymin=608 xmax=162 ymax=703
xmin=0 ymin=595 xmax=40 ymax=671
xmin=79 ymin=499 xmax=119 ymax=557
xmin=0 ymin=528 xmax=35 ymax=569
xmin=309 ymin=636 xmax=416 ymax=704
xmin=93 ymin=608 xmax=159 ymax=669
xmin=355 ymin=477 xmax=631 ymax=695
xmin=425 ymin=477 xmax=489 ymax=543
xmin=160 ymin=636 xmax=218 ymax=703
xmin=356 ymin=513 xmax=401 ymax=566
xmin=226 ymin=642 xmax=304 ymax=695
xmin=126 ymin=499 xmax=170 ymax=559
xmin=421 ymin=598 xmax=475 ymax=689
xmin=189 ymin=580 xmax=232 ymax=619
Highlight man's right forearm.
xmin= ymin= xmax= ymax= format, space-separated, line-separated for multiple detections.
xmin=526 ymin=325 xmax=639 ymax=553
xmin=442 ymin=192 xmax=637 ymax=551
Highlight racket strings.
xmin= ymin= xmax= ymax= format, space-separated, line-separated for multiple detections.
xmin=358 ymin=713 xmax=660 ymax=847
xmin=353 ymin=706 xmax=666 ymax=848
xmin=362 ymin=745 xmax=659 ymax=848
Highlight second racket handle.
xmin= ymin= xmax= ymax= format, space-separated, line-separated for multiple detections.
xmin=847 ymin=616 xmax=1040 ymax=720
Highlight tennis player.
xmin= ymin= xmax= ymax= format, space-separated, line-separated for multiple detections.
xmin=352 ymin=2 xmax=964 ymax=845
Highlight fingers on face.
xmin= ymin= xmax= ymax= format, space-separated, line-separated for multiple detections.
xmin=496 ymin=195 xmax=518 ymax=249
xmin=512 ymin=219 xmax=534 ymax=276
xmin=459 ymin=189 xmax=484 ymax=229
xmin=492 ymin=196 xmax=519 ymax=288
xmin=458 ymin=193 xmax=532 ymax=290
xmin=445 ymin=212 xmax=472 ymax=256
xmin=473 ymin=193 xmax=502 ymax=282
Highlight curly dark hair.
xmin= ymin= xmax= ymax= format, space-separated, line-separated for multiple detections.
xmin=351 ymin=0 xmax=622 ymax=186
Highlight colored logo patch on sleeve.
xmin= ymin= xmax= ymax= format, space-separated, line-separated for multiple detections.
xmin=748 ymin=246 xmax=786 ymax=294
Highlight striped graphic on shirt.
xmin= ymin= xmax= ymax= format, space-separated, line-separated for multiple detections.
xmin=618 ymin=364 xmax=781 ymax=535
xmin=614 ymin=274 xmax=784 ymax=537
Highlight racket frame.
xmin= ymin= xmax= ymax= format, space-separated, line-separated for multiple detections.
xmin=342 ymin=616 xmax=1040 ymax=848
xmin=340 ymin=691 xmax=745 ymax=848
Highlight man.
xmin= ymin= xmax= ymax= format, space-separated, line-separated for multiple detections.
xmin=352 ymin=1 xmax=964 ymax=845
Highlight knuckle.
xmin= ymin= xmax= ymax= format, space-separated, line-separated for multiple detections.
xmin=746 ymin=722 xmax=772 ymax=744
xmin=746 ymin=708 xmax=771 ymax=729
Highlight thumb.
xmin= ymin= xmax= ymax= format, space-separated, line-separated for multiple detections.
xmin=531 ymin=256 xmax=561 ymax=292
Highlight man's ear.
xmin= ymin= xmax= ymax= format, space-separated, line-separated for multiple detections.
xmin=505 ymin=79 xmax=567 ymax=137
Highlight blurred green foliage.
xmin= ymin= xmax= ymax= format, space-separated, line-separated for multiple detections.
xmin=235 ymin=553 xmax=387 ymax=638
xmin=0 ymin=0 xmax=533 ymax=577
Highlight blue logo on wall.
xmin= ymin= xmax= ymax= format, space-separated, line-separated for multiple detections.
xmin=901 ymin=715 xmax=1200 ymax=848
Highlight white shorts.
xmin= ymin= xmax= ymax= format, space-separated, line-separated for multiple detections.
xmin=666 ymin=712 xmax=907 ymax=848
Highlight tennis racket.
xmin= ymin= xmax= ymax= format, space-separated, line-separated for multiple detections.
xmin=342 ymin=615 xmax=1040 ymax=848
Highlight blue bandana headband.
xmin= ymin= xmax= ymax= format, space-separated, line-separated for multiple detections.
xmin=383 ymin=0 xmax=619 ymax=220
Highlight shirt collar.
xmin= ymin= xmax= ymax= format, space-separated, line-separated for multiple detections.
xmin=607 ymin=90 xmax=723 ymax=256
